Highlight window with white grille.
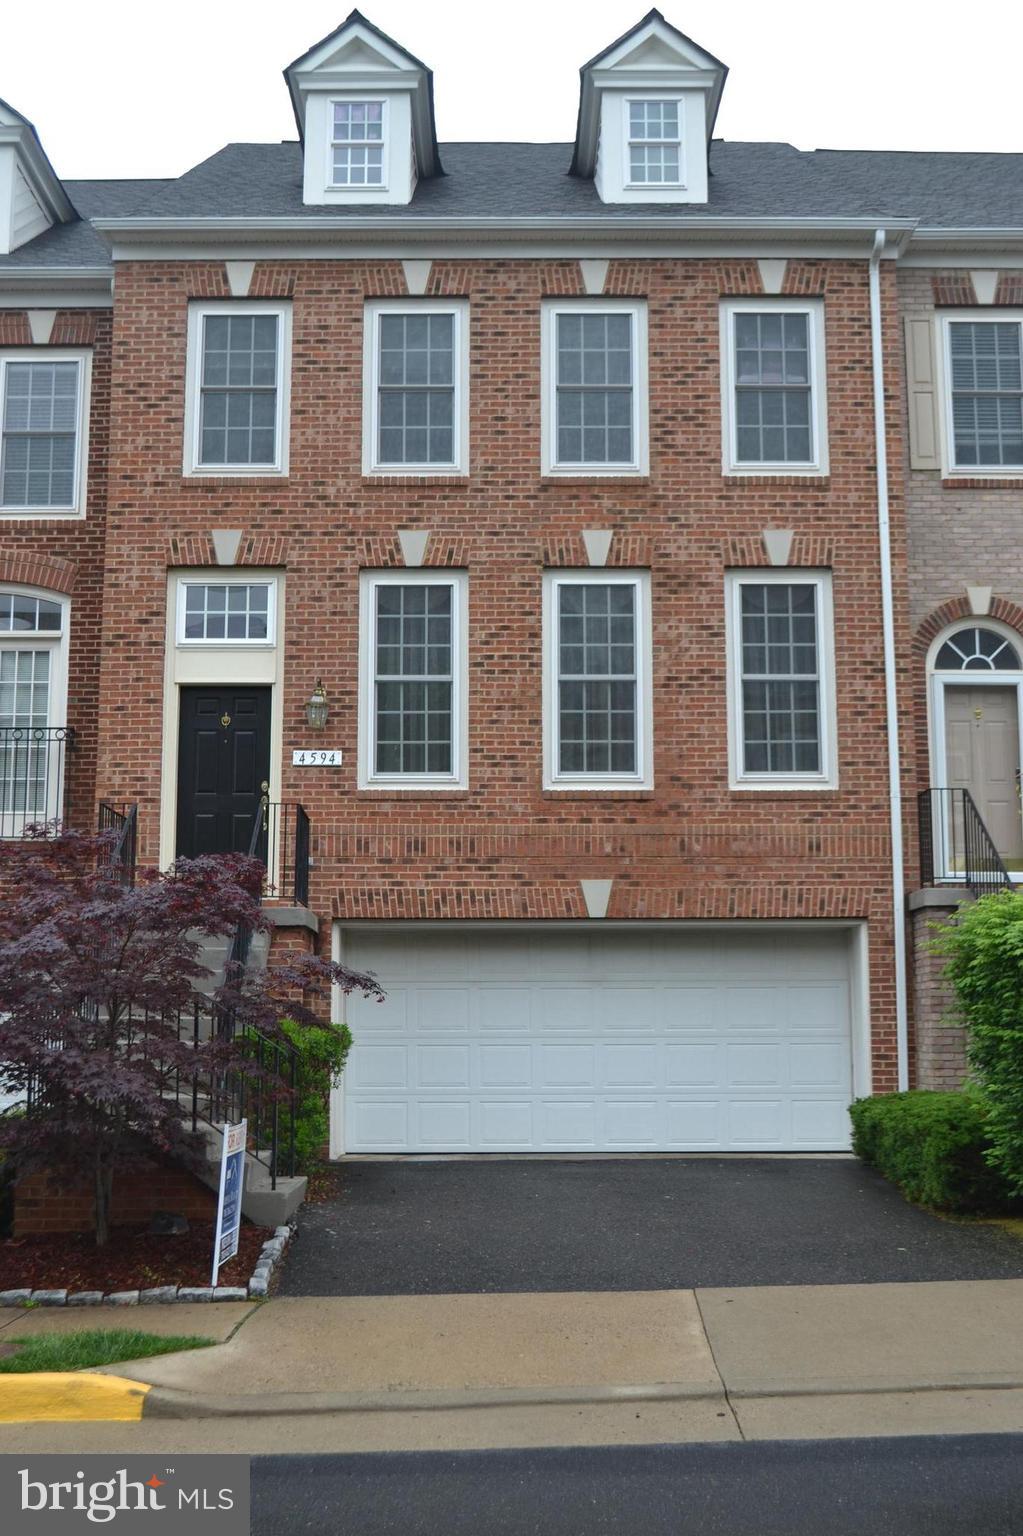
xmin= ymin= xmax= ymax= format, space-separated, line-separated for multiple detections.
xmin=946 ymin=319 xmax=1023 ymax=469
xmin=331 ymin=100 xmax=386 ymax=187
xmin=184 ymin=304 xmax=291 ymax=476
xmin=626 ymin=99 xmax=682 ymax=186
xmin=0 ymin=353 xmax=89 ymax=515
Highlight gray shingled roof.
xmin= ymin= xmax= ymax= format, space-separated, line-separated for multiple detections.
xmin=2 ymin=140 xmax=1022 ymax=271
xmin=100 ymin=140 xmax=1023 ymax=227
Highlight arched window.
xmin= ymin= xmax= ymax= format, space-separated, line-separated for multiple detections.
xmin=0 ymin=587 xmax=70 ymax=834
xmin=934 ymin=625 xmax=1022 ymax=672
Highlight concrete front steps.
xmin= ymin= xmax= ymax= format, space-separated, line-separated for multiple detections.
xmin=194 ymin=1118 xmax=307 ymax=1226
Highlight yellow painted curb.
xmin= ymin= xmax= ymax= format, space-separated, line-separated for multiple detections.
xmin=0 ymin=1373 xmax=151 ymax=1423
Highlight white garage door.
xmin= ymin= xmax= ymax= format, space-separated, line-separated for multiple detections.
xmin=338 ymin=927 xmax=855 ymax=1154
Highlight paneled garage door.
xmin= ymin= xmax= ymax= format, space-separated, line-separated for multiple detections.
xmin=338 ymin=927 xmax=856 ymax=1153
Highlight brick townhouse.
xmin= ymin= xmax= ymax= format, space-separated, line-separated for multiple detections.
xmin=0 ymin=8 xmax=1019 ymax=1159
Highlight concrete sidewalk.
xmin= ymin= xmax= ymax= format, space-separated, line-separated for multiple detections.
xmin=5 ymin=1282 xmax=1023 ymax=1450
xmin=109 ymin=1280 xmax=1023 ymax=1410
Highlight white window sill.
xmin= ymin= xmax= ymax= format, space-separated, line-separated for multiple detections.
xmin=730 ymin=777 xmax=837 ymax=792
xmin=945 ymin=466 xmax=1023 ymax=477
xmin=545 ymin=778 xmax=653 ymax=793
xmin=185 ymin=466 xmax=287 ymax=479
xmin=542 ymin=465 xmax=647 ymax=479
xmin=359 ymin=778 xmax=468 ymax=792
xmin=365 ymin=465 xmax=468 ymax=478
xmin=0 ymin=507 xmax=84 ymax=519
xmin=723 ymin=464 xmax=827 ymax=478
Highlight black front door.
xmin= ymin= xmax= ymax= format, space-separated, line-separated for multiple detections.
xmin=176 ymin=686 xmax=272 ymax=859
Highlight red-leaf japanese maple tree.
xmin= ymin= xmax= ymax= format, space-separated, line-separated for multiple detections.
xmin=0 ymin=829 xmax=382 ymax=1245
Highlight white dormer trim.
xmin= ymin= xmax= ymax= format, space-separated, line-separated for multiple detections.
xmin=285 ymin=13 xmax=439 ymax=208
xmin=0 ymin=100 xmax=75 ymax=255
xmin=572 ymin=11 xmax=726 ymax=208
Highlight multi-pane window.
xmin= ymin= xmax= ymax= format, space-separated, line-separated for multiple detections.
xmin=0 ymin=589 xmax=67 ymax=831
xmin=365 ymin=303 xmax=467 ymax=474
xmin=627 ymin=99 xmax=682 ymax=185
xmin=179 ymin=582 xmax=273 ymax=643
xmin=378 ymin=313 xmax=454 ymax=465
xmin=733 ymin=312 xmax=813 ymax=464
xmin=729 ymin=575 xmax=835 ymax=786
xmin=947 ymin=321 xmax=1023 ymax=468
xmin=360 ymin=574 xmax=467 ymax=787
xmin=934 ymin=625 xmax=1022 ymax=671
xmin=331 ymin=100 xmax=385 ymax=187
xmin=547 ymin=305 xmax=646 ymax=471
xmin=544 ymin=573 xmax=651 ymax=788
xmin=0 ymin=358 xmax=83 ymax=511
xmin=198 ymin=314 xmax=279 ymax=467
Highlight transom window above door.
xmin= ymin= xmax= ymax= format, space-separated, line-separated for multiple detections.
xmin=934 ymin=626 xmax=1022 ymax=671
xmin=543 ymin=570 xmax=653 ymax=790
xmin=363 ymin=301 xmax=469 ymax=475
xmin=358 ymin=571 xmax=468 ymax=789
xmin=541 ymin=300 xmax=649 ymax=476
xmin=720 ymin=300 xmax=828 ymax=475
xmin=176 ymin=580 xmax=276 ymax=644
xmin=184 ymin=303 xmax=292 ymax=476
xmin=943 ymin=317 xmax=1023 ymax=470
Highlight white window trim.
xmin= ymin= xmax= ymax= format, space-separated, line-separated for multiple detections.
xmin=362 ymin=299 xmax=470 ymax=477
xmin=542 ymin=568 xmax=653 ymax=791
xmin=358 ymin=568 xmax=469 ymax=791
xmin=719 ymin=299 xmax=829 ymax=477
xmin=623 ymin=93 xmax=684 ymax=190
xmin=174 ymin=574 xmax=278 ymax=648
xmin=541 ymin=299 xmax=649 ymax=478
xmin=938 ymin=309 xmax=1023 ymax=477
xmin=183 ymin=301 xmax=292 ymax=478
xmin=725 ymin=568 xmax=838 ymax=791
xmin=0 ymin=350 xmax=91 ymax=519
xmin=0 ymin=584 xmax=72 ymax=836
xmin=327 ymin=97 xmax=389 ymax=193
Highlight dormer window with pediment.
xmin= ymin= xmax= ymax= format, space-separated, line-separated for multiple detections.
xmin=571 ymin=8 xmax=726 ymax=206
xmin=285 ymin=10 xmax=442 ymax=208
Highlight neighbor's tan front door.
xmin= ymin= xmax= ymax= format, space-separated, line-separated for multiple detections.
xmin=945 ymin=684 xmax=1023 ymax=868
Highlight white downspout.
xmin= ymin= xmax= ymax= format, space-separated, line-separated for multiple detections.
xmin=869 ymin=227 xmax=909 ymax=1091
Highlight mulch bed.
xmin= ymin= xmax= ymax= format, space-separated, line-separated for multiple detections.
xmin=0 ymin=1220 xmax=271 ymax=1293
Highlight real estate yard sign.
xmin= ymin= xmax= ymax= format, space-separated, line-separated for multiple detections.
xmin=211 ymin=1119 xmax=247 ymax=1286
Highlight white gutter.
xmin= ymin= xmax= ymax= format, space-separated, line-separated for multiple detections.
xmin=868 ymin=227 xmax=909 ymax=1091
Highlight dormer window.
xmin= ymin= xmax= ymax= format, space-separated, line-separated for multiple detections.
xmin=331 ymin=100 xmax=386 ymax=189
xmin=626 ymin=99 xmax=682 ymax=187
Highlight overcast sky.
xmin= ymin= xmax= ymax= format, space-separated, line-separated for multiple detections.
xmin=5 ymin=0 xmax=1022 ymax=181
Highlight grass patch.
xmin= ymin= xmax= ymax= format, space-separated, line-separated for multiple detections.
xmin=0 ymin=1329 xmax=215 ymax=1374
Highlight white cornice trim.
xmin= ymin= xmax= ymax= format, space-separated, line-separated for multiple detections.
xmin=0 ymin=267 xmax=112 ymax=306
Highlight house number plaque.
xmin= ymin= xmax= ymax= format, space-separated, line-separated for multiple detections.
xmin=292 ymin=749 xmax=343 ymax=767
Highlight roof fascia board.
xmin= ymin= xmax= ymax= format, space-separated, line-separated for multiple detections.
xmin=0 ymin=268 xmax=112 ymax=305
xmin=102 ymin=240 xmax=910 ymax=263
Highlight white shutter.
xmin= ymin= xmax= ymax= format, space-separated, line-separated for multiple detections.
xmin=904 ymin=317 xmax=942 ymax=470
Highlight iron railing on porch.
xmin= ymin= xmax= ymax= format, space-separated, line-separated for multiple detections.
xmin=918 ymin=787 xmax=1013 ymax=897
xmin=98 ymin=801 xmax=138 ymax=884
xmin=258 ymin=799 xmax=311 ymax=907
xmin=0 ymin=725 xmax=75 ymax=838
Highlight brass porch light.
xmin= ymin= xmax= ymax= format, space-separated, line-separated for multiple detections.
xmin=305 ymin=679 xmax=329 ymax=730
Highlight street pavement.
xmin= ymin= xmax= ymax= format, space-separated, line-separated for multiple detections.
xmin=247 ymin=1438 xmax=1023 ymax=1536
xmin=279 ymin=1157 xmax=1023 ymax=1294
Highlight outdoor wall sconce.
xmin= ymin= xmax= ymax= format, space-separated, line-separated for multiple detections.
xmin=305 ymin=679 xmax=329 ymax=730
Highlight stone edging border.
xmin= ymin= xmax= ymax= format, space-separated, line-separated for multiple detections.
xmin=0 ymin=1224 xmax=294 ymax=1307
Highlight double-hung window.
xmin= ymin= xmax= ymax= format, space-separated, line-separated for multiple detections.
xmin=542 ymin=300 xmax=648 ymax=475
xmin=363 ymin=301 xmax=469 ymax=475
xmin=0 ymin=352 xmax=90 ymax=516
xmin=0 ymin=587 xmax=70 ymax=835
xmin=726 ymin=571 xmax=837 ymax=789
xmin=331 ymin=100 xmax=386 ymax=188
xmin=359 ymin=571 xmax=468 ymax=789
xmin=626 ymin=98 xmax=682 ymax=186
xmin=543 ymin=570 xmax=652 ymax=790
xmin=944 ymin=316 xmax=1023 ymax=470
xmin=184 ymin=302 xmax=291 ymax=476
xmin=721 ymin=300 xmax=828 ymax=474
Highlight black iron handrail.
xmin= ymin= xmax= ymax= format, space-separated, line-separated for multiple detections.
xmin=0 ymin=725 xmax=75 ymax=837
xmin=98 ymin=802 xmax=138 ymax=884
xmin=918 ymin=787 xmax=1013 ymax=897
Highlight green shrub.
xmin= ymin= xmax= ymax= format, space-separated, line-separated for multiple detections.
xmin=281 ymin=1018 xmax=353 ymax=1173
xmin=932 ymin=891 xmax=1023 ymax=1196
xmin=849 ymin=1089 xmax=1012 ymax=1212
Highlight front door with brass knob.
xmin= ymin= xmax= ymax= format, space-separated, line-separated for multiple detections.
xmin=944 ymin=684 xmax=1023 ymax=870
xmin=176 ymin=686 xmax=272 ymax=859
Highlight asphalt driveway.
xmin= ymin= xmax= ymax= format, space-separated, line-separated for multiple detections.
xmin=278 ymin=1157 xmax=1023 ymax=1296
